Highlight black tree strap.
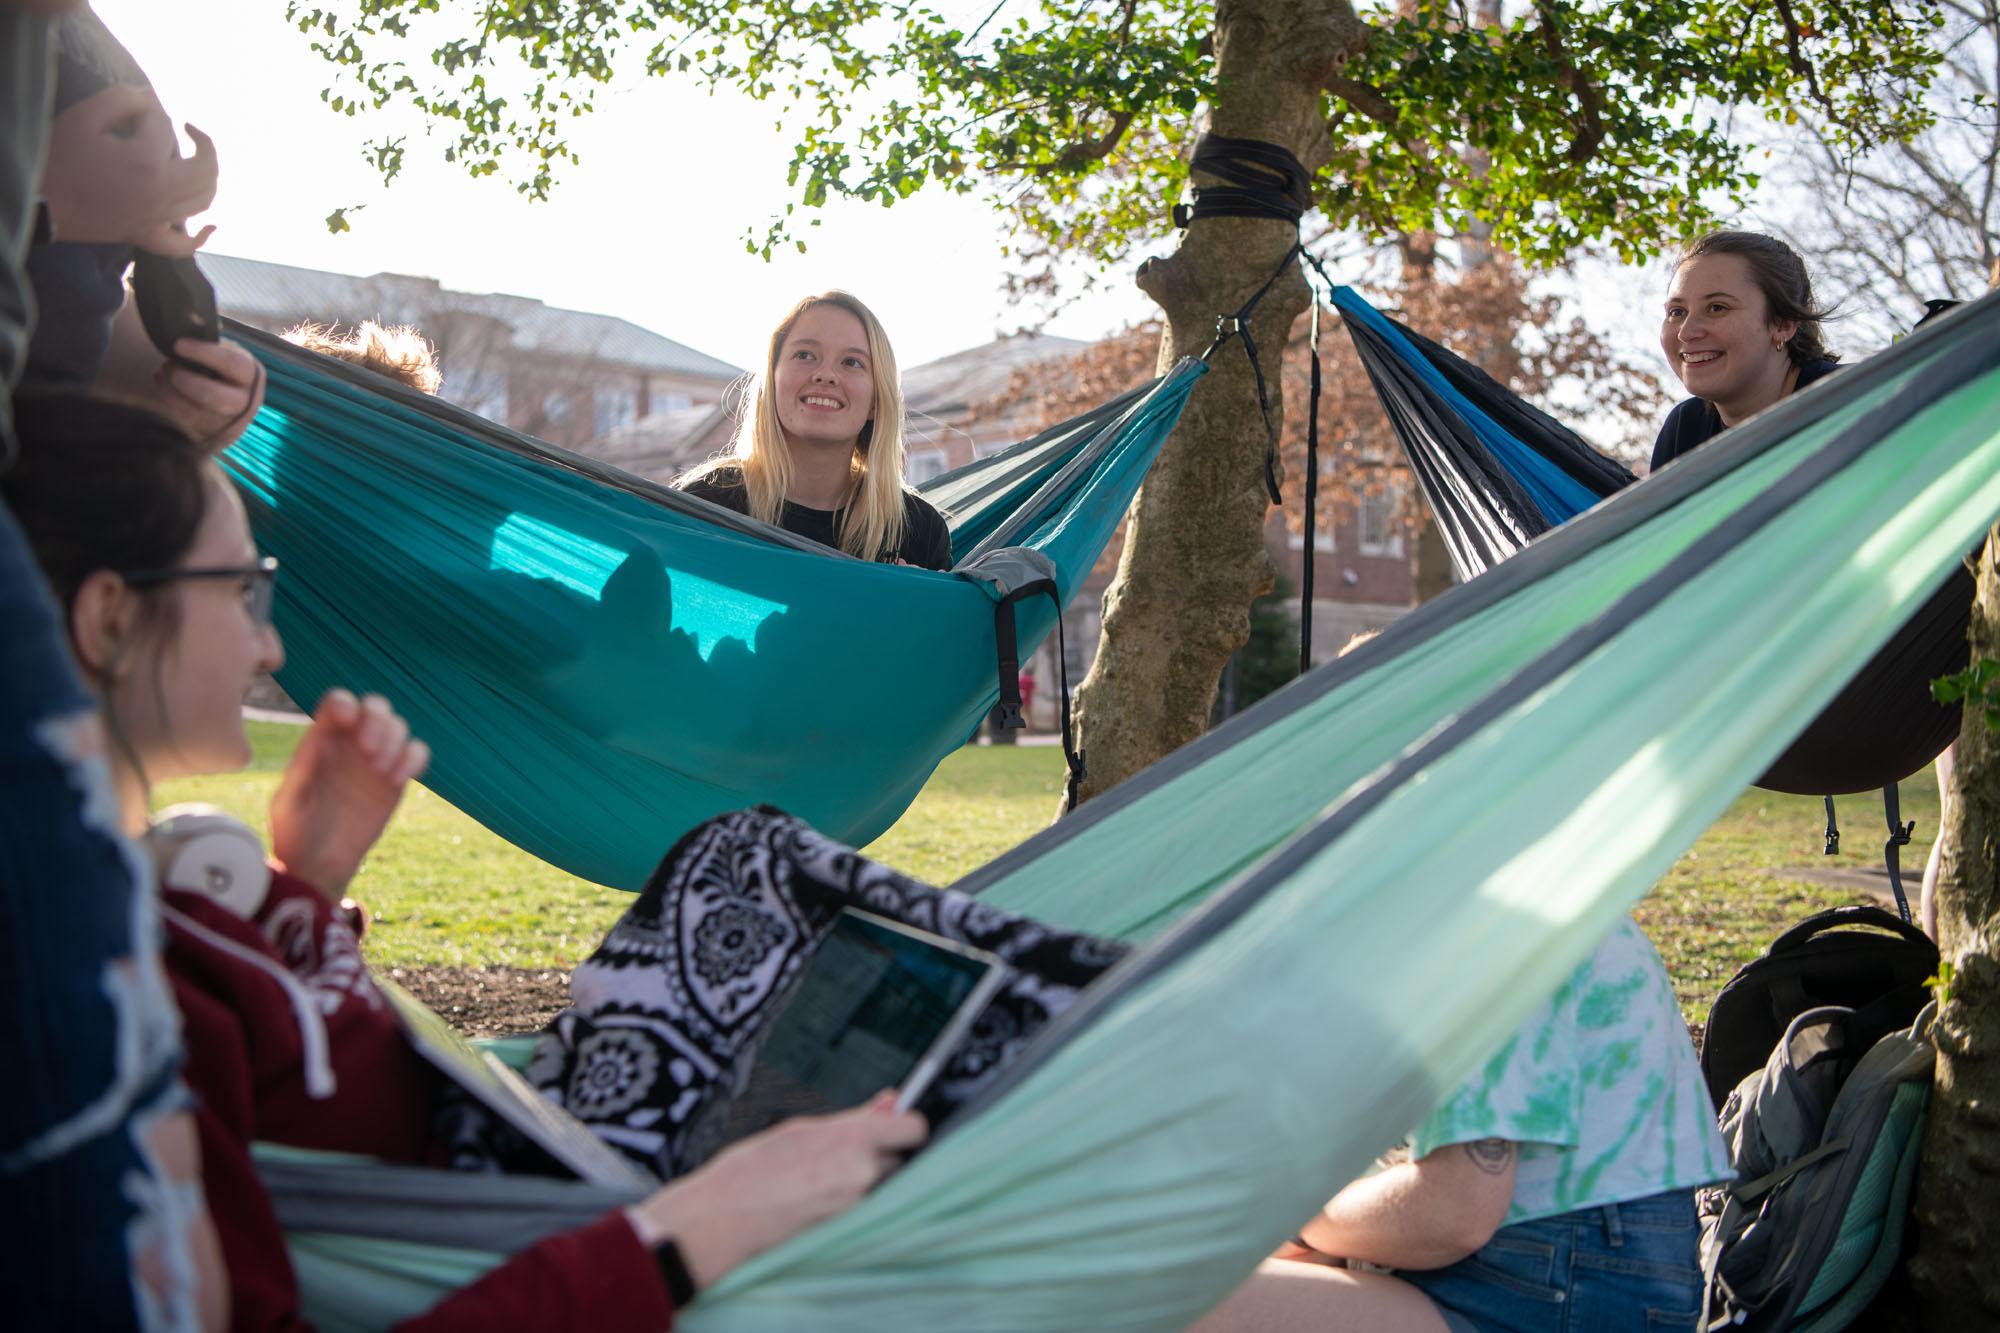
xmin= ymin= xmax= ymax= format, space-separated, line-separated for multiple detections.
xmin=1174 ymin=135 xmax=1313 ymax=228
xmin=1822 ymin=795 xmax=1840 ymax=855
xmin=993 ymin=583 xmax=1087 ymax=809
xmin=1881 ymin=783 xmax=1915 ymax=923
xmin=1299 ymin=300 xmax=1323 ymax=674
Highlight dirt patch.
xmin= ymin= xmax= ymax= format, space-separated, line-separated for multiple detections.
xmin=384 ymin=965 xmax=569 ymax=1038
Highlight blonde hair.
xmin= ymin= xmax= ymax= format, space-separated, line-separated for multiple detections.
xmin=284 ymin=320 xmax=443 ymax=395
xmin=681 ymin=291 xmax=908 ymax=561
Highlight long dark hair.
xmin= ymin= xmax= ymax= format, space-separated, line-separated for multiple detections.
xmin=4 ymin=394 xmax=210 ymax=781
xmin=1679 ymin=231 xmax=1838 ymax=367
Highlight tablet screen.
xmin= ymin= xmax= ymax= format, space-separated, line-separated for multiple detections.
xmin=722 ymin=909 xmax=1003 ymax=1137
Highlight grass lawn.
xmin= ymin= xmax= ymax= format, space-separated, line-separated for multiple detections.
xmin=159 ymin=721 xmax=1930 ymax=1022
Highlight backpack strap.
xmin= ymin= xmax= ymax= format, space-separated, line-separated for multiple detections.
xmin=1766 ymin=905 xmax=1932 ymax=956
xmin=1700 ymin=1192 xmax=1736 ymax=1331
xmin=1730 ymin=1137 xmax=1852 ymax=1205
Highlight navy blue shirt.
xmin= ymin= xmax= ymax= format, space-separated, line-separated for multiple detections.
xmin=1650 ymin=359 xmax=1840 ymax=473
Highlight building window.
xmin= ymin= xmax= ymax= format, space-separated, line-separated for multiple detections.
xmin=906 ymin=448 xmax=950 ymax=483
xmin=541 ymin=390 xmax=574 ymax=428
xmin=654 ymin=390 xmax=693 ymax=413
xmin=1358 ymin=488 xmax=1405 ymax=558
xmin=1287 ymin=527 xmax=1336 ymax=553
xmin=594 ymin=385 xmax=639 ymax=437
xmin=448 ymin=366 xmax=508 ymax=422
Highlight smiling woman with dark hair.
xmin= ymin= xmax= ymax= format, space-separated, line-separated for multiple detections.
xmin=677 ymin=291 xmax=952 ymax=570
xmin=1651 ymin=230 xmax=1840 ymax=473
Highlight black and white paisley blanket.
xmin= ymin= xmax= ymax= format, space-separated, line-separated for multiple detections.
xmin=449 ymin=806 xmax=1128 ymax=1181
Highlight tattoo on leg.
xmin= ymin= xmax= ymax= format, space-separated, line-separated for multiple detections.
xmin=1463 ymin=1139 xmax=1513 ymax=1175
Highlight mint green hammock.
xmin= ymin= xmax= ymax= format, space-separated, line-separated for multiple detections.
xmin=258 ymin=295 xmax=2000 ymax=1331
xmin=221 ymin=326 xmax=1200 ymax=889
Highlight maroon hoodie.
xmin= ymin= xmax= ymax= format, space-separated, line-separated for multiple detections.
xmin=159 ymin=870 xmax=674 ymax=1332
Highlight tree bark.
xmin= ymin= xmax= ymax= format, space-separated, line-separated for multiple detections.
xmin=1065 ymin=0 xmax=1366 ymax=806
xmin=1909 ymin=263 xmax=2000 ymax=1332
xmin=1911 ymin=520 xmax=2000 ymax=1331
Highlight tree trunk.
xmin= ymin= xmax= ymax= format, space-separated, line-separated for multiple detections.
xmin=1065 ymin=0 xmax=1366 ymax=807
xmin=1911 ymin=520 xmax=2000 ymax=1330
xmin=1910 ymin=264 xmax=2000 ymax=1331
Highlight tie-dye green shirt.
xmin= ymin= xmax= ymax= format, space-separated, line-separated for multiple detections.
xmin=1410 ymin=917 xmax=1730 ymax=1224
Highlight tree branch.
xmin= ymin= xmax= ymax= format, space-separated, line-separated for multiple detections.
xmin=1533 ymin=3 xmax=1605 ymax=163
xmin=1325 ymin=74 xmax=1397 ymax=126
xmin=997 ymin=107 xmax=1138 ymax=174
xmin=1768 ymin=0 xmax=1841 ymax=119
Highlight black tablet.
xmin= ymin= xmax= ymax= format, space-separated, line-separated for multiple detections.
xmin=723 ymin=908 xmax=1007 ymax=1136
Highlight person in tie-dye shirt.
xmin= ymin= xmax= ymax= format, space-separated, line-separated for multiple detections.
xmin=1195 ymin=917 xmax=1728 ymax=1333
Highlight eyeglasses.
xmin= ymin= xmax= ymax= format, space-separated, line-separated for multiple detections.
xmin=120 ymin=556 xmax=280 ymax=625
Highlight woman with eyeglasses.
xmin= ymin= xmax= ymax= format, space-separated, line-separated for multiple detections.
xmin=3 ymin=393 xmax=926 ymax=1332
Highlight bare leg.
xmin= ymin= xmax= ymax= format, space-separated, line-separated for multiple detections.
xmin=1189 ymin=1258 xmax=1454 ymax=1333
xmin=1922 ymin=744 xmax=1954 ymax=940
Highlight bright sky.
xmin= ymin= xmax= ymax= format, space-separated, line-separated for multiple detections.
xmin=92 ymin=0 xmax=1168 ymax=375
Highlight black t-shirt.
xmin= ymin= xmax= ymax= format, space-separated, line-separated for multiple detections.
xmin=679 ymin=469 xmax=954 ymax=571
xmin=1649 ymin=359 xmax=1840 ymax=473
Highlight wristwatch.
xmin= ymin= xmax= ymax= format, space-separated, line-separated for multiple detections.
xmin=653 ymin=1238 xmax=698 ymax=1308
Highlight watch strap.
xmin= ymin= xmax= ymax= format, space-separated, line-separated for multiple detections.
xmin=653 ymin=1237 xmax=698 ymax=1308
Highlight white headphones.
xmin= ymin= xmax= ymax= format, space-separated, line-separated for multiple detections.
xmin=144 ymin=803 xmax=270 ymax=919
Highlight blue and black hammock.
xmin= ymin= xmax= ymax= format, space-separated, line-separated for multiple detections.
xmin=223 ymin=323 xmax=1203 ymax=889
xmin=1329 ymin=284 xmax=1975 ymax=801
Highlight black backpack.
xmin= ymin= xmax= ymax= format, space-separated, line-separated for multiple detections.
xmin=1700 ymin=1002 xmax=1936 ymax=1331
xmin=1699 ymin=906 xmax=1937 ymax=1112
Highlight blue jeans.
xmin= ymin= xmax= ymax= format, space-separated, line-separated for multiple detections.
xmin=1398 ymin=1190 xmax=1704 ymax=1333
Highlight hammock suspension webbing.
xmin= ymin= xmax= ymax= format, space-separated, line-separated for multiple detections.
xmin=1173 ymin=133 xmax=1336 ymax=670
xmin=992 ymin=580 xmax=1086 ymax=808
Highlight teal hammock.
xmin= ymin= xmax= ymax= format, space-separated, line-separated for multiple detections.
xmin=221 ymin=327 xmax=1202 ymax=889
xmin=259 ymin=295 xmax=2000 ymax=1330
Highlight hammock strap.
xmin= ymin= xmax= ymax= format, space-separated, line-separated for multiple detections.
xmin=1176 ymin=136 xmax=1314 ymax=506
xmin=993 ymin=582 xmax=1086 ymax=808
xmin=1823 ymin=795 xmax=1840 ymax=855
xmin=1173 ymin=134 xmax=1313 ymax=228
xmin=1194 ymin=241 xmax=1306 ymax=505
xmin=1882 ymin=783 xmax=1916 ymax=922
xmin=1300 ymin=299 xmax=1323 ymax=673
xmin=1167 ymin=135 xmax=1332 ymax=655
